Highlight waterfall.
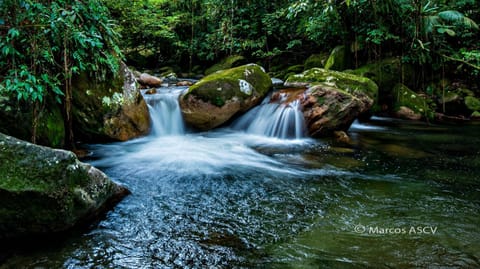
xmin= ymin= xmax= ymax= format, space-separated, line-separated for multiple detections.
xmin=142 ymin=87 xmax=185 ymax=136
xmin=232 ymin=91 xmax=306 ymax=139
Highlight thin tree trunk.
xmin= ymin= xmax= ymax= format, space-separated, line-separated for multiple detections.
xmin=63 ymin=38 xmax=75 ymax=150
xmin=31 ymin=101 xmax=38 ymax=144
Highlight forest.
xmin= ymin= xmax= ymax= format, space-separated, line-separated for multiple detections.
xmin=1 ymin=0 xmax=480 ymax=148
xmin=1 ymin=0 xmax=480 ymax=268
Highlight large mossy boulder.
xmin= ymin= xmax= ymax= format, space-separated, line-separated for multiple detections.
xmin=205 ymin=55 xmax=247 ymax=75
xmin=72 ymin=62 xmax=150 ymax=142
xmin=285 ymin=68 xmax=378 ymax=103
xmin=392 ymin=83 xmax=434 ymax=120
xmin=0 ymin=132 xmax=129 ymax=240
xmin=301 ymin=84 xmax=373 ymax=137
xmin=180 ymin=64 xmax=272 ymax=130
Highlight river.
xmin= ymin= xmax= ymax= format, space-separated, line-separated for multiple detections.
xmin=2 ymin=87 xmax=480 ymax=268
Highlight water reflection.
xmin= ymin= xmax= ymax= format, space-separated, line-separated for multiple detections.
xmin=2 ymin=118 xmax=480 ymax=268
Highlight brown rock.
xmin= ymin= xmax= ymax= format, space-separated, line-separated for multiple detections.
xmin=334 ymin=130 xmax=351 ymax=144
xmin=301 ymin=84 xmax=372 ymax=137
xmin=176 ymin=80 xmax=194 ymax=86
xmin=72 ymin=62 xmax=151 ymax=142
xmin=179 ymin=64 xmax=272 ymax=130
xmin=395 ymin=106 xmax=421 ymax=120
xmin=145 ymin=88 xmax=157 ymax=95
xmin=138 ymin=73 xmax=162 ymax=87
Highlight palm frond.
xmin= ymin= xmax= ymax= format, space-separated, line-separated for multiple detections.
xmin=438 ymin=10 xmax=479 ymax=30
xmin=438 ymin=10 xmax=464 ymax=21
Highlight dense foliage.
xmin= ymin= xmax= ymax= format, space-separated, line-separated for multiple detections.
xmin=1 ymin=0 xmax=479 ymax=147
xmin=0 ymin=0 xmax=121 ymax=145
xmin=103 ymin=0 xmax=479 ymax=78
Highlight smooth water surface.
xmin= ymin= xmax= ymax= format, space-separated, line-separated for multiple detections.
xmin=2 ymin=111 xmax=480 ymax=268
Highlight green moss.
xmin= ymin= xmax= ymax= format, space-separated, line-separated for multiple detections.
xmin=286 ymin=64 xmax=304 ymax=74
xmin=286 ymin=68 xmax=378 ymax=101
xmin=38 ymin=105 xmax=65 ymax=148
xmin=205 ymin=55 xmax=247 ymax=75
xmin=72 ymin=68 xmax=127 ymax=141
xmin=471 ymin=111 xmax=480 ymax=118
xmin=392 ymin=83 xmax=433 ymax=119
xmin=185 ymin=64 xmax=272 ymax=107
xmin=0 ymin=133 xmax=124 ymax=238
xmin=324 ymin=45 xmax=348 ymax=71
xmin=441 ymin=91 xmax=460 ymax=103
xmin=0 ymin=138 xmax=78 ymax=192
xmin=304 ymin=53 xmax=329 ymax=70
xmin=465 ymin=96 xmax=480 ymax=111
xmin=349 ymin=57 xmax=415 ymax=92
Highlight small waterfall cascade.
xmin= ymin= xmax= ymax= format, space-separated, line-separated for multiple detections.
xmin=232 ymin=90 xmax=306 ymax=139
xmin=142 ymin=87 xmax=186 ymax=136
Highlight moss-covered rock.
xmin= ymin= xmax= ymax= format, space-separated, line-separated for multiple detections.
xmin=286 ymin=64 xmax=304 ymax=74
xmin=0 ymin=132 xmax=129 ymax=239
xmin=269 ymin=64 xmax=304 ymax=81
xmin=0 ymin=98 xmax=65 ymax=148
xmin=72 ymin=62 xmax=150 ymax=142
xmin=304 ymin=53 xmax=329 ymax=70
xmin=37 ymin=105 xmax=65 ymax=148
xmin=180 ymin=64 xmax=272 ymax=130
xmin=471 ymin=111 xmax=480 ymax=119
xmin=301 ymin=84 xmax=373 ymax=137
xmin=324 ymin=45 xmax=349 ymax=71
xmin=205 ymin=55 xmax=247 ymax=75
xmin=285 ymin=68 xmax=378 ymax=103
xmin=349 ymin=57 xmax=415 ymax=92
xmin=465 ymin=96 xmax=480 ymax=111
xmin=392 ymin=83 xmax=433 ymax=120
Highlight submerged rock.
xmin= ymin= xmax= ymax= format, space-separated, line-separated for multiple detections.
xmin=0 ymin=132 xmax=129 ymax=240
xmin=179 ymin=64 xmax=272 ymax=130
xmin=72 ymin=62 xmax=150 ymax=142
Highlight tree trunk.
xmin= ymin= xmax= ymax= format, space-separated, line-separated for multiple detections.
xmin=31 ymin=101 xmax=38 ymax=144
xmin=63 ymin=38 xmax=75 ymax=150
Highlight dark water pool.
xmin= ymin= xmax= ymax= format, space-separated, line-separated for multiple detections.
xmin=2 ymin=117 xmax=480 ymax=268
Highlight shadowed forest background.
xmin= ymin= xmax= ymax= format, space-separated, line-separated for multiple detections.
xmin=1 ymin=0 xmax=479 ymax=149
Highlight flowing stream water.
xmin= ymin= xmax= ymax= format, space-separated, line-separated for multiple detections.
xmin=2 ymin=87 xmax=480 ymax=268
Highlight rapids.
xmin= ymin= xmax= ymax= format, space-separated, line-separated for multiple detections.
xmin=2 ymin=88 xmax=479 ymax=268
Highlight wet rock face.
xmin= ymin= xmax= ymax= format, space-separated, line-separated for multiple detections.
xmin=285 ymin=68 xmax=378 ymax=102
xmin=72 ymin=62 xmax=150 ymax=142
xmin=392 ymin=83 xmax=433 ymax=120
xmin=301 ymin=85 xmax=373 ymax=137
xmin=137 ymin=73 xmax=163 ymax=88
xmin=179 ymin=64 xmax=272 ymax=130
xmin=0 ymin=132 xmax=129 ymax=240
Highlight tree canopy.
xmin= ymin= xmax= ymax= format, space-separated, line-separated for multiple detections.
xmin=0 ymin=0 xmax=479 ymax=147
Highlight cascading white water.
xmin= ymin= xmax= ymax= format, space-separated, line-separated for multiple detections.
xmin=142 ymin=87 xmax=186 ymax=136
xmin=232 ymin=92 xmax=306 ymax=139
